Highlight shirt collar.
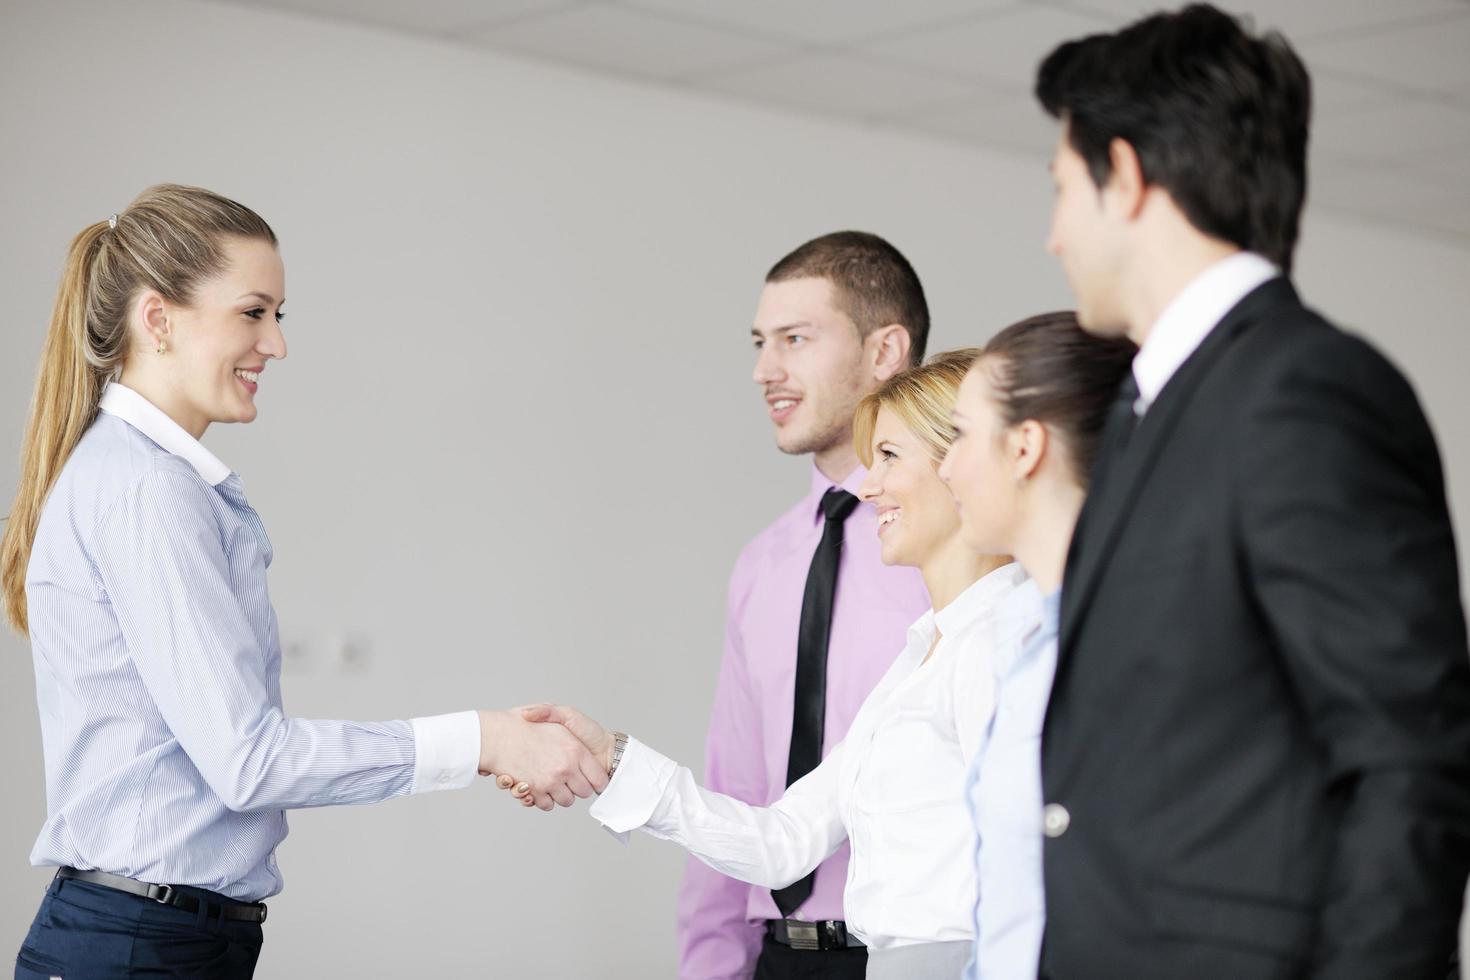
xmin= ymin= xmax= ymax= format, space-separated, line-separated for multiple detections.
xmin=932 ymin=561 xmax=1029 ymax=638
xmin=98 ymin=383 xmax=232 ymax=486
xmin=1132 ymin=251 xmax=1279 ymax=414
xmin=1039 ymin=588 xmax=1062 ymax=642
xmin=808 ymin=462 xmax=869 ymax=525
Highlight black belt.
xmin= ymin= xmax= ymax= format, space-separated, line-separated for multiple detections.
xmin=56 ymin=867 xmax=268 ymax=924
xmin=766 ymin=918 xmax=864 ymax=950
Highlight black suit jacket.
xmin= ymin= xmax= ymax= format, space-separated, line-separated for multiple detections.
xmin=1040 ymin=278 xmax=1470 ymax=979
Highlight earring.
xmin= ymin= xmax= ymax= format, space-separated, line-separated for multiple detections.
xmin=156 ymin=343 xmax=166 ymax=355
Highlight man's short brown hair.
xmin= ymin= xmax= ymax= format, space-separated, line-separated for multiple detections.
xmin=766 ymin=231 xmax=929 ymax=365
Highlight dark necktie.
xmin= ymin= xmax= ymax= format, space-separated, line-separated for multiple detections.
xmin=773 ymin=487 xmax=859 ymax=917
xmin=1104 ymin=373 xmax=1142 ymax=461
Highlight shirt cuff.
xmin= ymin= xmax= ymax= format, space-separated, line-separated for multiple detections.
xmin=409 ymin=711 xmax=481 ymax=794
xmin=588 ymin=737 xmax=678 ymax=842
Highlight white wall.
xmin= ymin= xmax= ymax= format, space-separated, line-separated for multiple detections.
xmin=1 ymin=1 xmax=1466 ymax=976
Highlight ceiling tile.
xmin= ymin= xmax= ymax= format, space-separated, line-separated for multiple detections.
xmin=1309 ymin=160 xmax=1470 ymax=242
xmin=1311 ymin=70 xmax=1403 ymax=116
xmin=693 ymin=53 xmax=977 ymax=119
xmin=473 ymin=5 xmax=798 ymax=80
xmin=622 ymin=0 xmax=1018 ymax=44
xmin=857 ymin=6 xmax=1114 ymax=90
xmin=1397 ymin=145 xmax=1470 ymax=191
xmin=899 ymin=87 xmax=1061 ymax=158
xmin=225 ymin=0 xmax=581 ymax=34
xmin=1301 ymin=11 xmax=1470 ymax=93
xmin=1311 ymin=97 xmax=1470 ymax=162
xmin=1056 ymin=0 xmax=1467 ymax=42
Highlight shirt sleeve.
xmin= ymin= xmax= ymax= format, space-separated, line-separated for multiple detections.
xmin=410 ymin=711 xmax=481 ymax=794
xmin=93 ymin=469 xmax=478 ymax=811
xmin=589 ymin=737 xmax=850 ymax=891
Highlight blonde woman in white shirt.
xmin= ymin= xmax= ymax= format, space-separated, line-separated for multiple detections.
xmin=514 ymin=348 xmax=1025 ymax=979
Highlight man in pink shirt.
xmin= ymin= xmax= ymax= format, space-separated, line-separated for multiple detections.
xmin=679 ymin=232 xmax=933 ymax=980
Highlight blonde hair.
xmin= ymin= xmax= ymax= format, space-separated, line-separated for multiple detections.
xmin=853 ymin=347 xmax=984 ymax=467
xmin=1 ymin=184 xmax=277 ymax=634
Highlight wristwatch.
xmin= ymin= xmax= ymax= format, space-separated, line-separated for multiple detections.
xmin=608 ymin=731 xmax=629 ymax=778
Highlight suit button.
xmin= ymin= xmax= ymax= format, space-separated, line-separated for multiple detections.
xmin=1042 ymin=803 xmax=1070 ymax=838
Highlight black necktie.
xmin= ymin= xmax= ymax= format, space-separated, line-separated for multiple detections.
xmin=1104 ymin=373 xmax=1142 ymax=461
xmin=772 ymin=487 xmax=859 ymax=917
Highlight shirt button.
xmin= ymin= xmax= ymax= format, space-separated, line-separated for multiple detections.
xmin=1042 ymin=803 xmax=1070 ymax=838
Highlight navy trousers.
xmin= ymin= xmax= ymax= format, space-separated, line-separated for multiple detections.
xmin=15 ymin=876 xmax=263 ymax=979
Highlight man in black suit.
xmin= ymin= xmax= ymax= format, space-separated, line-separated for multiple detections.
xmin=1030 ymin=5 xmax=1470 ymax=978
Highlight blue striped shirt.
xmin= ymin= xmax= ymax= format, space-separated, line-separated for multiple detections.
xmin=964 ymin=582 xmax=1059 ymax=979
xmin=24 ymin=383 xmax=478 ymax=902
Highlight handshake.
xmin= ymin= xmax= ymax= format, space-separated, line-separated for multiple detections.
xmin=477 ymin=704 xmax=616 ymax=811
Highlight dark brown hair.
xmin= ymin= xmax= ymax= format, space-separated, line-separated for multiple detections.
xmin=767 ymin=231 xmax=929 ymax=365
xmin=982 ymin=312 xmax=1136 ymax=485
xmin=1035 ymin=3 xmax=1310 ymax=272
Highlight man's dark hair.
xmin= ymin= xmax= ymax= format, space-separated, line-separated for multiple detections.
xmin=767 ymin=231 xmax=930 ymax=365
xmin=1035 ymin=4 xmax=1311 ymax=273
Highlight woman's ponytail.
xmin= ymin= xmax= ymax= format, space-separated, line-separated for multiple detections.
xmin=2 ymin=185 xmax=276 ymax=634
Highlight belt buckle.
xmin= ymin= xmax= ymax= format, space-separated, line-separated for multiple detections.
xmin=786 ymin=921 xmax=821 ymax=951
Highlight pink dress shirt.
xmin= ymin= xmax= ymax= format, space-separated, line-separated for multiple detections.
xmin=677 ymin=464 xmax=931 ymax=979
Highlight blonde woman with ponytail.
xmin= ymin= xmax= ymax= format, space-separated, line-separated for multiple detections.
xmin=3 ymin=185 xmax=605 ymax=979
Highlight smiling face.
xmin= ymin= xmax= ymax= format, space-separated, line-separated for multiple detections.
xmin=126 ymin=235 xmax=287 ymax=438
xmin=752 ymin=277 xmax=875 ymax=458
xmin=938 ymin=364 xmax=1024 ymax=556
xmin=857 ymin=405 xmax=962 ymax=569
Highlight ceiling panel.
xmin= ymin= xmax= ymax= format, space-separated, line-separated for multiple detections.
xmin=623 ymin=0 xmax=1019 ymax=45
xmin=1401 ymin=147 xmax=1470 ymax=191
xmin=474 ymin=5 xmax=797 ymax=80
xmin=1311 ymin=98 xmax=1470 ymax=161
xmin=1309 ymin=162 xmax=1470 ymax=243
xmin=1055 ymin=0 xmax=1468 ymax=41
xmin=224 ymin=0 xmax=580 ymax=34
xmin=1301 ymin=10 xmax=1470 ymax=93
xmin=695 ymin=53 xmax=977 ymax=118
xmin=1310 ymin=69 xmax=1404 ymax=116
xmin=191 ymin=0 xmax=1470 ymax=244
xmin=856 ymin=6 xmax=1113 ymax=90
xmin=899 ymin=87 xmax=1061 ymax=158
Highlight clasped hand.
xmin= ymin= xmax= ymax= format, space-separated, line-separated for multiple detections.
xmin=480 ymin=705 xmax=613 ymax=811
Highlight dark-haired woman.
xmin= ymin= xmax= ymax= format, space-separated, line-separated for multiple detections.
xmin=937 ymin=312 xmax=1134 ymax=979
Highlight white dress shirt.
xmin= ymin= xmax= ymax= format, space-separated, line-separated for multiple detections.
xmin=1132 ymin=251 xmax=1279 ymax=416
xmin=590 ymin=562 xmax=1029 ymax=950
xmin=25 ymin=383 xmax=480 ymax=900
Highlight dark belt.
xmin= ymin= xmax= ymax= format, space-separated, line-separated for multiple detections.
xmin=766 ymin=918 xmax=864 ymax=950
xmin=56 ymin=867 xmax=268 ymax=924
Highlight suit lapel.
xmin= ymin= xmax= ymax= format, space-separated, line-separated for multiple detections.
xmin=1058 ymin=277 xmax=1301 ymax=660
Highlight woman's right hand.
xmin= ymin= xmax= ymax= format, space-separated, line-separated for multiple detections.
xmin=507 ymin=704 xmax=615 ymax=807
xmin=477 ymin=708 xmax=609 ymax=811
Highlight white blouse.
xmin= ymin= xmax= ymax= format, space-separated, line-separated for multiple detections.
xmin=589 ymin=562 xmax=1028 ymax=949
